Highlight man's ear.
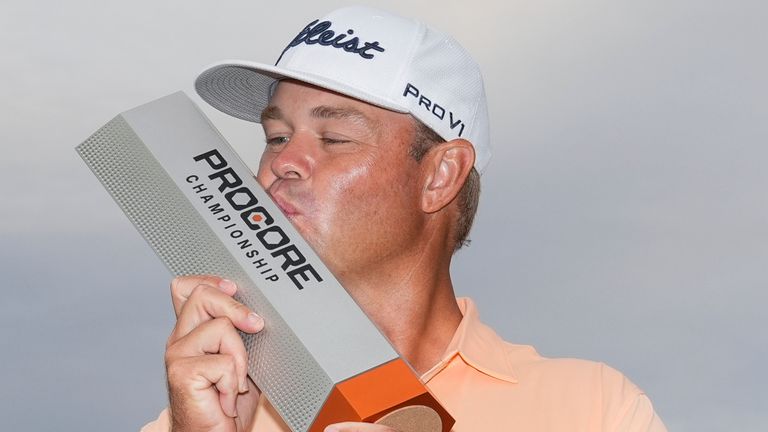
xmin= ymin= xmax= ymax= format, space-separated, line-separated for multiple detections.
xmin=421 ymin=139 xmax=475 ymax=213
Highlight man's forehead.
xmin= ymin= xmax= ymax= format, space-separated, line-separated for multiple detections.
xmin=268 ymin=79 xmax=368 ymax=108
xmin=261 ymin=104 xmax=372 ymax=123
xmin=261 ymin=80 xmax=406 ymax=131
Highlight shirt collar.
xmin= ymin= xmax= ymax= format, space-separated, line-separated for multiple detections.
xmin=421 ymin=297 xmax=519 ymax=384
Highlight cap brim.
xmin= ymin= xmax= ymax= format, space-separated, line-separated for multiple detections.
xmin=194 ymin=60 xmax=409 ymax=123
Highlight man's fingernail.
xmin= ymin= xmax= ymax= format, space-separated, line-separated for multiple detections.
xmin=240 ymin=376 xmax=249 ymax=393
xmin=218 ymin=279 xmax=237 ymax=294
xmin=248 ymin=312 xmax=265 ymax=329
xmin=324 ymin=427 xmax=340 ymax=432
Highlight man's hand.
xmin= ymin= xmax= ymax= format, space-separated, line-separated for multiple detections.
xmin=165 ymin=275 xmax=265 ymax=431
xmin=324 ymin=423 xmax=398 ymax=432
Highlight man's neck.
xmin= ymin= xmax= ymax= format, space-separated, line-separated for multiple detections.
xmin=340 ymin=246 xmax=463 ymax=375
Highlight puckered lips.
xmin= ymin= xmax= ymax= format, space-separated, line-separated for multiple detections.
xmin=270 ymin=189 xmax=301 ymax=219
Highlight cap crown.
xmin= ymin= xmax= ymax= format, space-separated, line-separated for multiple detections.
xmin=195 ymin=6 xmax=491 ymax=170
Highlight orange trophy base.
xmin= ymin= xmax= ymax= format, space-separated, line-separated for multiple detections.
xmin=310 ymin=359 xmax=454 ymax=432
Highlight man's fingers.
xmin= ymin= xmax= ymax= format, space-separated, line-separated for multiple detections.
xmin=167 ymin=317 xmax=254 ymax=393
xmin=169 ymin=282 xmax=264 ymax=344
xmin=170 ymin=275 xmax=237 ymax=317
xmin=165 ymin=275 xmax=263 ymax=429
xmin=324 ymin=423 xmax=398 ymax=432
xmin=167 ymin=354 xmax=241 ymax=419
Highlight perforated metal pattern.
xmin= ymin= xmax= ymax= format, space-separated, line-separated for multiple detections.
xmin=77 ymin=116 xmax=331 ymax=431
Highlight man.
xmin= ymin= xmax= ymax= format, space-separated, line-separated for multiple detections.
xmin=143 ymin=6 xmax=666 ymax=432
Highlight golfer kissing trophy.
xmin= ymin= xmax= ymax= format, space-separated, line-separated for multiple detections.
xmin=76 ymin=92 xmax=454 ymax=432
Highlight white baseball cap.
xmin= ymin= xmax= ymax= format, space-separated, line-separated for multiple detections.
xmin=195 ymin=5 xmax=491 ymax=171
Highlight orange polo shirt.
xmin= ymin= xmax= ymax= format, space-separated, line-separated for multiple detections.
xmin=142 ymin=298 xmax=666 ymax=431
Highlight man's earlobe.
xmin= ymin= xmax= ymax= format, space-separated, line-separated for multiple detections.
xmin=421 ymin=139 xmax=475 ymax=213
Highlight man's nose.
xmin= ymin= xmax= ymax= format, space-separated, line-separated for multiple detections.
xmin=270 ymin=134 xmax=315 ymax=180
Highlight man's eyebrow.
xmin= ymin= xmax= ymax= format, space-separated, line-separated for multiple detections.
xmin=260 ymin=106 xmax=283 ymax=122
xmin=261 ymin=104 xmax=381 ymax=132
xmin=310 ymin=105 xmax=380 ymax=131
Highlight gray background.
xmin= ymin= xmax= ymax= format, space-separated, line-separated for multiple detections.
xmin=1 ymin=0 xmax=766 ymax=430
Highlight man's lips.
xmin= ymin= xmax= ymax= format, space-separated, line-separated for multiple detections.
xmin=270 ymin=193 xmax=301 ymax=217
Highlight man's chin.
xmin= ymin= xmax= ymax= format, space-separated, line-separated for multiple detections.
xmin=287 ymin=217 xmax=317 ymax=246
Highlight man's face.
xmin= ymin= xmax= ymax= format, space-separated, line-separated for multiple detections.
xmin=256 ymin=80 xmax=426 ymax=280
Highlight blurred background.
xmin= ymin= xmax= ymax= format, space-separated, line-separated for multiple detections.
xmin=1 ymin=0 xmax=766 ymax=430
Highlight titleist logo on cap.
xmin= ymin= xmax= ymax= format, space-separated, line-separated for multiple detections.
xmin=277 ymin=19 xmax=386 ymax=64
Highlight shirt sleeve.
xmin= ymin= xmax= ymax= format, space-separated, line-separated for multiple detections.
xmin=600 ymin=363 xmax=667 ymax=432
xmin=139 ymin=408 xmax=170 ymax=432
xmin=612 ymin=393 xmax=667 ymax=432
